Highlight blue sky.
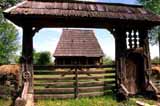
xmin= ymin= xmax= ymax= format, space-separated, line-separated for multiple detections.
xmin=16 ymin=0 xmax=158 ymax=60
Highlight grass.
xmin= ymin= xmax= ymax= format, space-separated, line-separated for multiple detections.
xmin=0 ymin=98 xmax=12 ymax=106
xmin=35 ymin=95 xmax=158 ymax=106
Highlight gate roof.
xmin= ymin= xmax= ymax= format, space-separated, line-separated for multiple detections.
xmin=3 ymin=0 xmax=160 ymax=28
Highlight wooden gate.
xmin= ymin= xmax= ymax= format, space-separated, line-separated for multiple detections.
xmin=125 ymin=53 xmax=145 ymax=94
xmin=33 ymin=65 xmax=116 ymax=100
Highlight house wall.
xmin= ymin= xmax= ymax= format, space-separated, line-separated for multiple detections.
xmin=54 ymin=57 xmax=102 ymax=65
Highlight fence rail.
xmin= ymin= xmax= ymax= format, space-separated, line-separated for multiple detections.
xmin=33 ymin=65 xmax=116 ymax=99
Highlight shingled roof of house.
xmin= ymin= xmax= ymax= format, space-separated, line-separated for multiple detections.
xmin=54 ymin=29 xmax=104 ymax=57
xmin=3 ymin=0 xmax=160 ymax=27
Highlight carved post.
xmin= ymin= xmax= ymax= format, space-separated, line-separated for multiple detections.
xmin=112 ymin=27 xmax=127 ymax=100
xmin=139 ymin=28 xmax=151 ymax=89
xmin=22 ymin=26 xmax=34 ymax=93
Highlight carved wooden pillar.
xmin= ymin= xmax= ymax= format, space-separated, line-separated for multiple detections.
xmin=112 ymin=27 xmax=127 ymax=100
xmin=22 ymin=26 xmax=34 ymax=93
xmin=139 ymin=28 xmax=151 ymax=85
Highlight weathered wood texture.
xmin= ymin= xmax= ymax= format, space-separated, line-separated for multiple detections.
xmin=112 ymin=26 xmax=155 ymax=101
xmin=33 ymin=66 xmax=116 ymax=99
xmin=33 ymin=65 xmax=115 ymax=69
xmin=22 ymin=26 xmax=34 ymax=93
xmin=4 ymin=0 xmax=160 ymax=28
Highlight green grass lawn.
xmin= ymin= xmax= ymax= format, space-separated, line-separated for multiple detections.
xmin=0 ymin=98 xmax=12 ymax=106
xmin=35 ymin=95 xmax=157 ymax=106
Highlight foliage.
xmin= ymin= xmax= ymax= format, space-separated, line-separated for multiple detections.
xmin=137 ymin=0 xmax=160 ymax=45
xmin=34 ymin=51 xmax=52 ymax=65
xmin=0 ymin=10 xmax=19 ymax=64
xmin=0 ymin=0 xmax=20 ymax=64
xmin=137 ymin=0 xmax=160 ymax=44
xmin=103 ymin=56 xmax=113 ymax=65
xmin=0 ymin=98 xmax=12 ymax=106
xmin=138 ymin=0 xmax=160 ymax=15
xmin=0 ymin=0 xmax=21 ymax=9
xmin=138 ymin=0 xmax=160 ymax=62
xmin=138 ymin=0 xmax=160 ymax=44
xmin=151 ymin=56 xmax=160 ymax=63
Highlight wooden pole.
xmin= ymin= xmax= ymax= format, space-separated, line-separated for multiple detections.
xmin=113 ymin=27 xmax=127 ymax=101
xmin=22 ymin=26 xmax=34 ymax=93
xmin=139 ymin=28 xmax=151 ymax=89
xmin=75 ymin=67 xmax=78 ymax=98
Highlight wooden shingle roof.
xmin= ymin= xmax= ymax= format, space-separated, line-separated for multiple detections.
xmin=3 ymin=0 xmax=160 ymax=27
xmin=54 ymin=29 xmax=104 ymax=57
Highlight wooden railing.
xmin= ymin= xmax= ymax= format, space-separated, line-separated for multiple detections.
xmin=33 ymin=65 xmax=116 ymax=99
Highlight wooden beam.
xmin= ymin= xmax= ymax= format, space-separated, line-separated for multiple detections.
xmin=33 ymin=64 xmax=115 ymax=70
xmin=22 ymin=26 xmax=34 ymax=93
xmin=113 ymin=27 xmax=127 ymax=100
xmin=139 ymin=28 xmax=152 ymax=90
xmin=34 ymin=70 xmax=115 ymax=75
xmin=74 ymin=68 xmax=79 ymax=98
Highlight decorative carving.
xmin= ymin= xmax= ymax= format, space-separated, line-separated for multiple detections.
xmin=22 ymin=71 xmax=31 ymax=81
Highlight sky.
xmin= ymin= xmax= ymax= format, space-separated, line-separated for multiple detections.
xmin=16 ymin=0 xmax=159 ymax=60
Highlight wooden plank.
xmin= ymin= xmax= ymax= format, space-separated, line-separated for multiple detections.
xmin=74 ymin=68 xmax=78 ymax=98
xmin=78 ymin=92 xmax=104 ymax=98
xmin=34 ymin=88 xmax=74 ymax=94
xmin=34 ymin=82 xmax=74 ymax=87
xmin=78 ymin=75 xmax=115 ymax=80
xmin=77 ymin=70 xmax=115 ymax=74
xmin=78 ymin=81 xmax=116 ymax=87
xmin=34 ymin=94 xmax=74 ymax=100
xmin=34 ymin=77 xmax=75 ymax=81
xmin=34 ymin=81 xmax=115 ymax=87
xmin=78 ymin=86 xmax=104 ymax=92
xmin=34 ymin=71 xmax=74 ymax=75
xmin=34 ymin=70 xmax=115 ymax=75
xmin=33 ymin=65 xmax=115 ymax=70
xmin=78 ymin=86 xmax=115 ymax=93
xmin=21 ymin=82 xmax=29 ymax=100
xmin=34 ymin=75 xmax=115 ymax=81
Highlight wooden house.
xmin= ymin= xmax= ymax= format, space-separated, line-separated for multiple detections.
xmin=53 ymin=29 xmax=104 ymax=65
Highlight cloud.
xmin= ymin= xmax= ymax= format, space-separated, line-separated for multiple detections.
xmin=150 ymin=45 xmax=158 ymax=59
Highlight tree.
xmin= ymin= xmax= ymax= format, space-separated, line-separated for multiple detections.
xmin=33 ymin=51 xmax=52 ymax=65
xmin=103 ymin=56 xmax=113 ymax=65
xmin=137 ymin=0 xmax=160 ymax=62
xmin=0 ymin=0 xmax=21 ymax=9
xmin=151 ymin=56 xmax=160 ymax=64
xmin=0 ymin=0 xmax=20 ymax=64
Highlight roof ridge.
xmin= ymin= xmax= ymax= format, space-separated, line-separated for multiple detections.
xmin=54 ymin=29 xmax=104 ymax=57
xmin=27 ymin=0 xmax=143 ymax=8
xmin=63 ymin=29 xmax=93 ymax=31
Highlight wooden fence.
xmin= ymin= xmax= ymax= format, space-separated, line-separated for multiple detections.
xmin=33 ymin=65 xmax=116 ymax=99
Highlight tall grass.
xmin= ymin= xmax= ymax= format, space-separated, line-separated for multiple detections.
xmin=35 ymin=95 xmax=138 ymax=106
xmin=0 ymin=99 xmax=12 ymax=106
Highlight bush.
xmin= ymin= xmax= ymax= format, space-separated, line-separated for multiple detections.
xmin=0 ymin=75 xmax=16 ymax=99
xmin=103 ymin=56 xmax=114 ymax=65
xmin=152 ymin=56 xmax=160 ymax=64
xmin=34 ymin=51 xmax=52 ymax=65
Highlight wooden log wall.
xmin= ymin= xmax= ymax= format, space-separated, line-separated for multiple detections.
xmin=33 ymin=65 xmax=116 ymax=99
